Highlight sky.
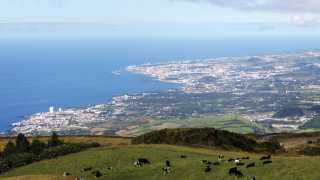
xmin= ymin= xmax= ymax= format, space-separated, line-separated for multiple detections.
xmin=0 ymin=0 xmax=320 ymax=38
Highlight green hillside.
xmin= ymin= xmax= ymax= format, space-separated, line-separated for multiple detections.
xmin=1 ymin=144 xmax=320 ymax=180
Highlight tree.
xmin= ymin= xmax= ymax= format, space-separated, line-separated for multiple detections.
xmin=47 ymin=132 xmax=62 ymax=147
xmin=15 ymin=133 xmax=30 ymax=153
xmin=30 ymin=139 xmax=46 ymax=155
xmin=3 ymin=141 xmax=16 ymax=156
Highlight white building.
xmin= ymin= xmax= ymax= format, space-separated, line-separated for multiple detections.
xmin=49 ymin=106 xmax=54 ymax=113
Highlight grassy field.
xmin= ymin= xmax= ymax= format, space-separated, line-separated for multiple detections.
xmin=1 ymin=144 xmax=320 ymax=180
xmin=121 ymin=114 xmax=272 ymax=136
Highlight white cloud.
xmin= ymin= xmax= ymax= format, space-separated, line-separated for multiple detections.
xmin=292 ymin=15 xmax=320 ymax=27
xmin=176 ymin=0 xmax=320 ymax=14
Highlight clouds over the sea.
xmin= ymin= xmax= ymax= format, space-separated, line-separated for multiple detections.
xmin=175 ymin=0 xmax=320 ymax=14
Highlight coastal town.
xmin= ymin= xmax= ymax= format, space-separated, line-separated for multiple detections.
xmin=11 ymin=51 xmax=320 ymax=136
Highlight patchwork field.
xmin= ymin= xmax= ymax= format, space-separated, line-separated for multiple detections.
xmin=117 ymin=114 xmax=272 ymax=136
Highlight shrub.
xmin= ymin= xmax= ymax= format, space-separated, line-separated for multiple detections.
xmin=2 ymin=141 xmax=16 ymax=157
xmin=47 ymin=132 xmax=62 ymax=147
xmin=39 ymin=142 xmax=100 ymax=160
xmin=15 ymin=134 xmax=30 ymax=153
xmin=30 ymin=139 xmax=46 ymax=155
xmin=298 ymin=146 xmax=320 ymax=156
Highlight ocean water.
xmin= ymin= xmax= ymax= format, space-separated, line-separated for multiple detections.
xmin=1 ymin=37 xmax=320 ymax=131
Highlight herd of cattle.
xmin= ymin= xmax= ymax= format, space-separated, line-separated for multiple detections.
xmin=63 ymin=154 xmax=273 ymax=179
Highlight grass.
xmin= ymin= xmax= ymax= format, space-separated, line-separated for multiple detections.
xmin=126 ymin=114 xmax=271 ymax=136
xmin=1 ymin=144 xmax=320 ymax=180
xmin=1 ymin=175 xmax=74 ymax=180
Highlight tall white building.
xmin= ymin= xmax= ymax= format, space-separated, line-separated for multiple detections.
xmin=49 ymin=106 xmax=54 ymax=113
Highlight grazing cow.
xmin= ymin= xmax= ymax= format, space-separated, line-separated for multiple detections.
xmin=235 ymin=159 xmax=240 ymax=164
xmin=92 ymin=170 xmax=103 ymax=178
xmin=242 ymin=156 xmax=250 ymax=160
xmin=165 ymin=160 xmax=171 ymax=167
xmin=263 ymin=160 xmax=272 ymax=165
xmin=107 ymin=167 xmax=113 ymax=170
xmin=134 ymin=161 xmax=143 ymax=167
xmin=81 ymin=167 xmax=93 ymax=172
xmin=201 ymin=160 xmax=208 ymax=164
xmin=260 ymin=155 xmax=271 ymax=160
xmin=212 ymin=162 xmax=220 ymax=166
xmin=162 ymin=167 xmax=171 ymax=175
xmin=229 ymin=167 xmax=243 ymax=177
xmin=218 ymin=154 xmax=224 ymax=161
xmin=228 ymin=158 xmax=235 ymax=162
xmin=75 ymin=176 xmax=85 ymax=180
xmin=229 ymin=167 xmax=237 ymax=175
xmin=180 ymin=155 xmax=187 ymax=158
xmin=63 ymin=172 xmax=71 ymax=176
xmin=251 ymin=177 xmax=256 ymax=180
xmin=135 ymin=158 xmax=151 ymax=167
xmin=236 ymin=162 xmax=245 ymax=166
xmin=246 ymin=162 xmax=255 ymax=168
xmin=138 ymin=158 xmax=151 ymax=164
xmin=204 ymin=165 xmax=211 ymax=173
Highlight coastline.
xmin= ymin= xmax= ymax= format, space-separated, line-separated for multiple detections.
xmin=9 ymin=50 xmax=320 ymax=136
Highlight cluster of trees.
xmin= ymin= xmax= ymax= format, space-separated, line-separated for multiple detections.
xmin=0 ymin=132 xmax=100 ymax=174
xmin=3 ymin=132 xmax=62 ymax=157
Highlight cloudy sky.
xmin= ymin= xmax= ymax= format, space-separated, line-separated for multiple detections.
xmin=0 ymin=0 xmax=319 ymax=38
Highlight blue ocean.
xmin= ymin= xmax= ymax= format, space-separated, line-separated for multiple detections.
xmin=1 ymin=37 xmax=320 ymax=132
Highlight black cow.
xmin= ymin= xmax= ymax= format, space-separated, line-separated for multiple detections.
xmin=92 ymin=170 xmax=103 ymax=178
xmin=242 ymin=156 xmax=250 ymax=160
xmin=263 ymin=160 xmax=272 ymax=165
xmin=204 ymin=165 xmax=211 ymax=173
xmin=212 ymin=162 xmax=220 ymax=166
xmin=201 ymin=160 xmax=208 ymax=164
xmin=81 ymin=167 xmax=93 ymax=172
xmin=260 ymin=155 xmax=271 ymax=160
xmin=63 ymin=172 xmax=71 ymax=176
xmin=229 ymin=167 xmax=243 ymax=177
xmin=228 ymin=158 xmax=235 ymax=162
xmin=246 ymin=162 xmax=255 ymax=168
xmin=236 ymin=162 xmax=245 ymax=166
xmin=165 ymin=160 xmax=171 ymax=167
xmin=229 ymin=167 xmax=237 ymax=175
xmin=138 ymin=158 xmax=151 ymax=164
xmin=180 ymin=155 xmax=187 ymax=158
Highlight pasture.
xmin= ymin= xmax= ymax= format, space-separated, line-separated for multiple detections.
xmin=1 ymin=144 xmax=320 ymax=180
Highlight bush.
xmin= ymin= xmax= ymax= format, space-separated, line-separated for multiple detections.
xmin=298 ymin=146 xmax=320 ymax=156
xmin=2 ymin=141 xmax=16 ymax=157
xmin=0 ymin=133 xmax=100 ymax=175
xmin=47 ymin=132 xmax=63 ymax=147
xmin=39 ymin=142 xmax=100 ymax=159
xmin=30 ymin=139 xmax=46 ymax=155
xmin=15 ymin=134 xmax=30 ymax=153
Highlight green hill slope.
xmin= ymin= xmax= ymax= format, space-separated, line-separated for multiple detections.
xmin=1 ymin=144 xmax=320 ymax=180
